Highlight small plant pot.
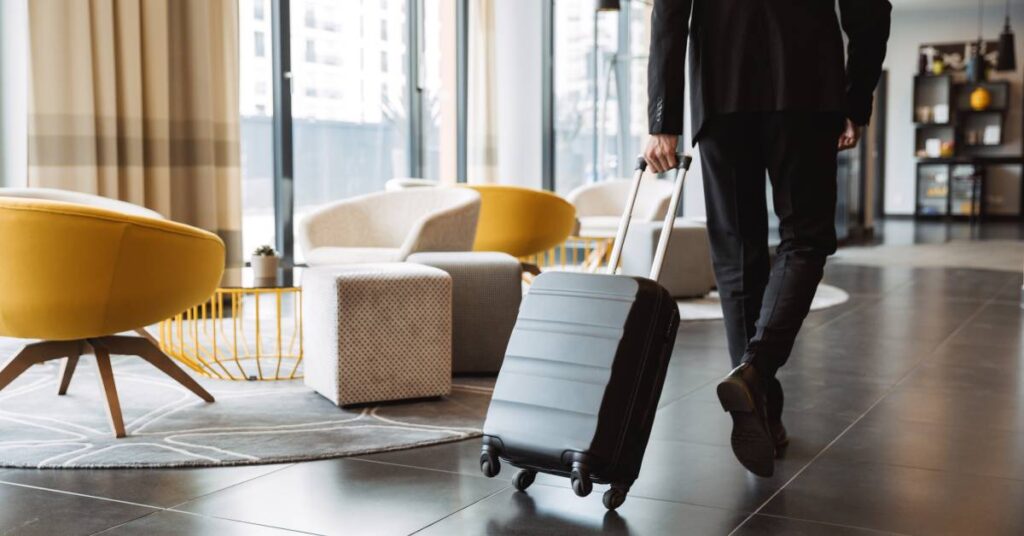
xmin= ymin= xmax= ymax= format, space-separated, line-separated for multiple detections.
xmin=251 ymin=255 xmax=279 ymax=279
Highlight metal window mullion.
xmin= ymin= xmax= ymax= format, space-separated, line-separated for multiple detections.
xmin=616 ymin=2 xmax=632 ymax=180
xmin=271 ymin=0 xmax=295 ymax=265
xmin=407 ymin=0 xmax=423 ymax=178
xmin=541 ymin=0 xmax=555 ymax=191
xmin=456 ymin=0 xmax=468 ymax=183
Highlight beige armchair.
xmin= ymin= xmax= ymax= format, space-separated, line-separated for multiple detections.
xmin=298 ymin=188 xmax=482 ymax=266
xmin=566 ymin=178 xmax=675 ymax=237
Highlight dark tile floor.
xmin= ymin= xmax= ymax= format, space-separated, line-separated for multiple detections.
xmin=3 ymin=224 xmax=1024 ymax=535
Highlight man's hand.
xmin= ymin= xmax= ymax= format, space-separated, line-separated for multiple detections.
xmin=644 ymin=135 xmax=680 ymax=173
xmin=838 ymin=119 xmax=861 ymax=151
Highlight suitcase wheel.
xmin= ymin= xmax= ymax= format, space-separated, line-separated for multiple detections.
xmin=480 ymin=450 xmax=501 ymax=478
xmin=512 ymin=469 xmax=537 ymax=492
xmin=603 ymin=485 xmax=628 ymax=510
xmin=569 ymin=463 xmax=593 ymax=497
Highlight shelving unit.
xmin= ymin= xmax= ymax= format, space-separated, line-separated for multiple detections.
xmin=912 ymin=72 xmax=1015 ymax=219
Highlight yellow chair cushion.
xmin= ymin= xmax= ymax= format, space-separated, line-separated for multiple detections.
xmin=464 ymin=185 xmax=576 ymax=259
xmin=0 ymin=197 xmax=225 ymax=341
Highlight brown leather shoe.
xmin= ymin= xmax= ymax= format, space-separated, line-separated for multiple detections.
xmin=716 ymin=363 xmax=775 ymax=477
xmin=764 ymin=376 xmax=789 ymax=455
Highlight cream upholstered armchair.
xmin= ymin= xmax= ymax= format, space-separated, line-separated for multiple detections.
xmin=298 ymin=188 xmax=482 ymax=266
xmin=566 ymin=178 xmax=675 ymax=237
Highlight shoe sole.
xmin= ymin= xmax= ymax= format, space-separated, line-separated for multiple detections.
xmin=717 ymin=378 xmax=775 ymax=477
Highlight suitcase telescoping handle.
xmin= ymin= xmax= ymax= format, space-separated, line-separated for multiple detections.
xmin=606 ymin=153 xmax=693 ymax=281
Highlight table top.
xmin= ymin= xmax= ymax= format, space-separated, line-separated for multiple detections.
xmin=220 ymin=267 xmax=303 ymax=290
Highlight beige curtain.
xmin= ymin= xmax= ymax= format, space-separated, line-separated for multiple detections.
xmin=27 ymin=0 xmax=242 ymax=262
xmin=467 ymin=0 xmax=499 ymax=183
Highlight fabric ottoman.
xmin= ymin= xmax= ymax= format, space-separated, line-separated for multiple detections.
xmin=407 ymin=252 xmax=522 ymax=374
xmin=620 ymin=218 xmax=716 ymax=298
xmin=302 ymin=263 xmax=452 ymax=406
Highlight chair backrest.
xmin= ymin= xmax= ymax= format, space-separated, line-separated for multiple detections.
xmin=464 ymin=184 xmax=576 ymax=258
xmin=566 ymin=178 xmax=674 ymax=222
xmin=0 ymin=197 xmax=224 ymax=340
xmin=298 ymin=187 xmax=481 ymax=251
xmin=0 ymin=188 xmax=165 ymax=220
xmin=384 ymin=178 xmax=440 ymax=191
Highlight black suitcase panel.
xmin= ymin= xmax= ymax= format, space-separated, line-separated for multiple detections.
xmin=480 ymin=155 xmax=693 ymax=510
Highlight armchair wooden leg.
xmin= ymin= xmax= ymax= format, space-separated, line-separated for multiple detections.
xmin=92 ymin=336 xmax=214 ymax=403
xmin=57 ymin=342 xmax=82 ymax=395
xmin=0 ymin=341 xmax=80 ymax=392
xmin=89 ymin=343 xmax=126 ymax=439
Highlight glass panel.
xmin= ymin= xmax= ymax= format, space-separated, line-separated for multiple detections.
xmin=239 ymin=0 xmax=276 ymax=260
xmin=917 ymin=164 xmax=950 ymax=216
xmin=553 ymin=0 xmax=618 ymax=195
xmin=626 ymin=2 xmax=652 ymax=172
xmin=290 ymin=0 xmax=410 ymax=262
xmin=420 ymin=0 xmax=458 ymax=182
xmin=950 ymin=164 xmax=981 ymax=216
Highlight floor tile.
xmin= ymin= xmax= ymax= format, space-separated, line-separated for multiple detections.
xmin=732 ymin=514 xmax=906 ymax=535
xmin=0 ymin=464 xmax=288 ymax=508
xmin=656 ymin=364 xmax=724 ymax=407
xmin=898 ymin=359 xmax=1024 ymax=395
xmin=820 ymin=263 xmax=914 ymax=296
xmin=825 ymin=415 xmax=1024 ymax=481
xmin=652 ymin=397 xmax=855 ymax=456
xmin=414 ymin=484 xmax=745 ymax=536
xmin=356 ymin=439 xmax=507 ymax=481
xmin=688 ymin=370 xmax=889 ymax=421
xmin=527 ymin=439 xmax=799 ymax=512
xmin=889 ymin=268 xmax=1016 ymax=301
xmin=101 ymin=510 xmax=302 ymax=535
xmin=868 ymin=386 xmax=1024 ymax=432
xmin=927 ymin=341 xmax=1024 ymax=370
xmin=949 ymin=302 xmax=1024 ymax=349
xmin=176 ymin=457 xmax=507 ymax=536
xmin=761 ymin=458 xmax=1024 ymax=536
xmin=0 ymin=481 xmax=155 ymax=536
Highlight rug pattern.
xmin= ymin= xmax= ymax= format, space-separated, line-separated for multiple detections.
xmin=0 ymin=348 xmax=492 ymax=469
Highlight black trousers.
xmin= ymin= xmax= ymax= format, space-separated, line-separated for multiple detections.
xmin=698 ymin=112 xmax=842 ymax=377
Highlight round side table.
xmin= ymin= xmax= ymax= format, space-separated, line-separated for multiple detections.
xmin=159 ymin=267 xmax=303 ymax=381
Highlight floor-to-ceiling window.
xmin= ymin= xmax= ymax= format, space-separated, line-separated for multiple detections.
xmin=240 ymin=0 xmax=276 ymax=257
xmin=239 ymin=0 xmax=459 ymax=264
xmin=552 ymin=0 xmax=650 ymax=196
xmin=290 ymin=0 xmax=410 ymax=262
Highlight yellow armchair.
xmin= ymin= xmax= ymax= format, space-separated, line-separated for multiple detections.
xmin=0 ymin=197 xmax=224 ymax=437
xmin=464 ymin=184 xmax=576 ymax=259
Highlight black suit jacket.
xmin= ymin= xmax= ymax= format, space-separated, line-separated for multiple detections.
xmin=648 ymin=0 xmax=891 ymax=141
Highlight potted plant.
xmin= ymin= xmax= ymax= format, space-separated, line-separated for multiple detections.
xmin=251 ymin=245 xmax=279 ymax=279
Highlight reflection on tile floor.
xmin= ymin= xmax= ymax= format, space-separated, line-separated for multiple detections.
xmin=2 ymin=225 xmax=1024 ymax=535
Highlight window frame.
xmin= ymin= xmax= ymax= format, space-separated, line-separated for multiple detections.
xmin=265 ymin=0 xmax=468 ymax=264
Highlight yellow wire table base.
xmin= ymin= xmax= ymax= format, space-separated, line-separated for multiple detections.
xmin=159 ymin=281 xmax=303 ymax=381
xmin=523 ymin=236 xmax=615 ymax=274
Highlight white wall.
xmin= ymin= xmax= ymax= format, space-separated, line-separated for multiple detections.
xmin=492 ymin=0 xmax=544 ymax=188
xmin=884 ymin=2 xmax=1024 ymax=214
xmin=0 ymin=0 xmax=29 ymax=188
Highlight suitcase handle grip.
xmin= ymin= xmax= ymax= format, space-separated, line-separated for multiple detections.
xmin=606 ymin=153 xmax=693 ymax=281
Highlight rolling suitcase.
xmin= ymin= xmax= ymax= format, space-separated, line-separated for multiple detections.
xmin=480 ymin=154 xmax=692 ymax=511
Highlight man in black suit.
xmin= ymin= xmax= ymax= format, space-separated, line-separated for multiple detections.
xmin=645 ymin=0 xmax=891 ymax=477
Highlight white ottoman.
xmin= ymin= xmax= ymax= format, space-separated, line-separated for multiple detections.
xmin=407 ymin=252 xmax=522 ymax=374
xmin=621 ymin=218 xmax=716 ymax=298
xmin=302 ymin=263 xmax=452 ymax=406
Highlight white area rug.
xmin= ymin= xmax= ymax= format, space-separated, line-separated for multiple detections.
xmin=677 ymin=284 xmax=850 ymax=321
xmin=0 ymin=342 xmax=491 ymax=469
xmin=835 ymin=240 xmax=1024 ymax=272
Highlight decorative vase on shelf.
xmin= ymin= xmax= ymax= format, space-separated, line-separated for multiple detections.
xmin=251 ymin=245 xmax=279 ymax=279
xmin=970 ymin=86 xmax=992 ymax=111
